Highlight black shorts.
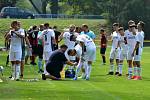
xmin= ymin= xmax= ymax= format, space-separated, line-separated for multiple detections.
xmin=100 ymin=48 xmax=106 ymax=55
xmin=37 ymin=45 xmax=43 ymax=59
xmin=46 ymin=63 xmax=63 ymax=78
xmin=32 ymin=46 xmax=38 ymax=55
xmin=21 ymin=46 xmax=25 ymax=61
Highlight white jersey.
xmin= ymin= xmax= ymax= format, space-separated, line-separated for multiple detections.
xmin=119 ymin=35 xmax=128 ymax=54
xmin=135 ymin=31 xmax=144 ymax=55
xmin=111 ymin=31 xmax=120 ymax=50
xmin=41 ymin=29 xmax=55 ymax=52
xmin=9 ymin=29 xmax=25 ymax=52
xmin=76 ymin=34 xmax=96 ymax=61
xmin=74 ymin=44 xmax=82 ymax=58
xmin=76 ymin=34 xmax=95 ymax=47
xmin=63 ymin=32 xmax=75 ymax=49
xmin=125 ymin=30 xmax=136 ymax=52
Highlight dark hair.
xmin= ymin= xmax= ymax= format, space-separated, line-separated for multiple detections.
xmin=44 ymin=23 xmax=49 ymax=27
xmin=139 ymin=21 xmax=145 ymax=29
xmin=67 ymin=49 xmax=72 ymax=55
xmin=53 ymin=26 xmax=57 ymax=29
xmin=11 ymin=20 xmax=18 ymax=27
xmin=32 ymin=25 xmax=37 ymax=30
xmin=60 ymin=44 xmax=68 ymax=49
xmin=67 ymin=49 xmax=76 ymax=55
xmin=100 ymin=28 xmax=105 ymax=32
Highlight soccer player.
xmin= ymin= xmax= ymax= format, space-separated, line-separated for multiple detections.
xmin=28 ymin=25 xmax=39 ymax=65
xmin=125 ymin=20 xmax=137 ymax=79
xmin=37 ymin=24 xmax=44 ymax=73
xmin=18 ymin=21 xmax=31 ymax=79
xmin=81 ymin=24 xmax=96 ymax=40
xmin=42 ymin=44 xmax=77 ymax=80
xmin=132 ymin=21 xmax=145 ymax=80
xmin=73 ymin=34 xmax=96 ymax=80
xmin=38 ymin=23 xmax=56 ymax=75
xmin=99 ymin=28 xmax=107 ymax=65
xmin=5 ymin=21 xmax=25 ymax=81
xmin=118 ymin=27 xmax=128 ymax=76
xmin=108 ymin=23 xmax=120 ymax=75
xmin=53 ymin=26 xmax=61 ymax=50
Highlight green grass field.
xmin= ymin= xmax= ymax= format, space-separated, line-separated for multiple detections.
xmin=0 ymin=47 xmax=150 ymax=100
xmin=0 ymin=19 xmax=150 ymax=100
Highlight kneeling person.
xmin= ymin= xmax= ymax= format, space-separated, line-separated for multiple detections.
xmin=42 ymin=44 xmax=77 ymax=80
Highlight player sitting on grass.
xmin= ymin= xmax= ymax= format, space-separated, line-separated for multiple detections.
xmin=132 ymin=21 xmax=145 ymax=80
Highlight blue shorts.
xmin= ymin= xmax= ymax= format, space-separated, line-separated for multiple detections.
xmin=100 ymin=48 xmax=106 ymax=55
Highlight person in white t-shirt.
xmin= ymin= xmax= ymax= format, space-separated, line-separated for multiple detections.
xmin=125 ymin=20 xmax=137 ymax=79
xmin=38 ymin=23 xmax=56 ymax=75
xmin=118 ymin=27 xmax=128 ymax=76
xmin=5 ymin=21 xmax=25 ymax=81
xmin=132 ymin=21 xmax=145 ymax=80
xmin=108 ymin=23 xmax=120 ymax=75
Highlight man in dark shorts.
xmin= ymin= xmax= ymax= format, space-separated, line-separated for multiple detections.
xmin=28 ymin=25 xmax=39 ymax=65
xmin=42 ymin=44 xmax=77 ymax=80
xmin=53 ymin=26 xmax=61 ymax=50
xmin=100 ymin=29 xmax=107 ymax=65
xmin=37 ymin=24 xmax=44 ymax=73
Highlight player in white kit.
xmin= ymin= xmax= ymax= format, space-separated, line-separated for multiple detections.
xmin=118 ymin=27 xmax=128 ymax=76
xmin=108 ymin=23 xmax=120 ymax=75
xmin=62 ymin=25 xmax=76 ymax=61
xmin=5 ymin=21 xmax=25 ymax=81
xmin=38 ymin=23 xmax=56 ymax=75
xmin=132 ymin=21 xmax=145 ymax=80
xmin=73 ymin=34 xmax=96 ymax=80
xmin=125 ymin=20 xmax=137 ymax=79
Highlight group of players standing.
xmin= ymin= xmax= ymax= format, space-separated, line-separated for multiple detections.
xmin=105 ymin=20 xmax=145 ymax=80
xmin=4 ymin=19 xmax=145 ymax=81
xmin=5 ymin=21 xmax=96 ymax=81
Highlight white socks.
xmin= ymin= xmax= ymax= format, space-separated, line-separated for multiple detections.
xmin=119 ymin=63 xmax=123 ymax=74
xmin=12 ymin=64 xmax=20 ymax=80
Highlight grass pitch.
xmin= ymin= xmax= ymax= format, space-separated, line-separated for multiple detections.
xmin=0 ymin=47 xmax=150 ymax=100
xmin=0 ymin=19 xmax=150 ymax=100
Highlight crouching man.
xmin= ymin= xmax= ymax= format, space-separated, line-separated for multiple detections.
xmin=42 ymin=44 xmax=77 ymax=80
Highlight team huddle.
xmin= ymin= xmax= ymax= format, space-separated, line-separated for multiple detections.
xmin=4 ymin=20 xmax=144 ymax=81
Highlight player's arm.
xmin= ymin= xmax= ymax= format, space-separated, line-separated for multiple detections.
xmin=58 ymin=32 xmax=64 ymax=42
xmin=66 ymin=61 xmax=77 ymax=66
xmin=132 ymin=42 xmax=140 ymax=57
xmin=5 ymin=31 xmax=11 ymax=40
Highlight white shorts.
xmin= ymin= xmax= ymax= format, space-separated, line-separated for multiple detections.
xmin=9 ymin=51 xmax=22 ymax=61
xmin=109 ymin=49 xmax=120 ymax=60
xmin=25 ymin=47 xmax=32 ymax=56
xmin=127 ymin=50 xmax=133 ymax=60
xmin=43 ymin=51 xmax=52 ymax=60
xmin=85 ymin=46 xmax=96 ymax=61
xmin=119 ymin=52 xmax=127 ymax=61
xmin=133 ymin=55 xmax=141 ymax=61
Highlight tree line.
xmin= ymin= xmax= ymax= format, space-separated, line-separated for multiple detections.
xmin=0 ymin=0 xmax=150 ymax=39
